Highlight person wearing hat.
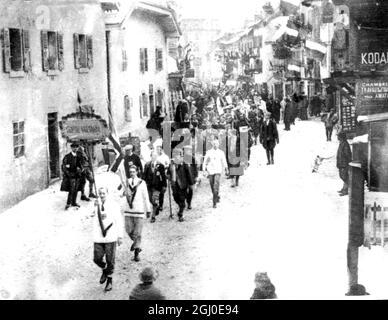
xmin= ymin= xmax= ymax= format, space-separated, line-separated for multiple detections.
xmin=77 ymin=145 xmax=97 ymax=202
xmin=129 ymin=267 xmax=166 ymax=300
xmin=60 ymin=142 xmax=83 ymax=210
xmin=250 ymin=272 xmax=277 ymax=300
xmin=260 ymin=112 xmax=279 ymax=165
xmin=123 ymin=144 xmax=143 ymax=178
xmin=336 ymin=131 xmax=352 ymax=196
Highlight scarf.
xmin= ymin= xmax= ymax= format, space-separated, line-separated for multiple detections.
xmin=126 ymin=180 xmax=143 ymax=209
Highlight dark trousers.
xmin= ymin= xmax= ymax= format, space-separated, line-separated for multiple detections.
xmin=159 ymin=187 xmax=166 ymax=209
xmin=326 ymin=127 xmax=333 ymax=141
xmin=93 ymin=242 xmax=117 ymax=277
xmin=186 ymin=187 xmax=193 ymax=206
xmin=208 ymin=174 xmax=221 ymax=205
xmin=67 ymin=178 xmax=79 ymax=205
xmin=284 ymin=122 xmax=291 ymax=130
xmin=148 ymin=188 xmax=161 ymax=219
xmin=172 ymin=186 xmax=187 ymax=217
xmin=266 ymin=148 xmax=274 ymax=163
xmin=339 ymin=167 xmax=349 ymax=192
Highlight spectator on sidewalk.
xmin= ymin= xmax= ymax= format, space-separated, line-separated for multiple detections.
xmin=92 ymin=187 xmax=123 ymax=292
xmin=203 ymin=139 xmax=229 ymax=208
xmin=260 ymin=112 xmax=279 ymax=165
xmin=250 ymin=272 xmax=277 ymax=300
xmin=60 ymin=142 xmax=82 ymax=210
xmin=123 ymin=165 xmax=151 ymax=262
xmin=77 ymin=145 xmax=97 ymax=202
xmin=283 ymin=97 xmax=292 ymax=131
xmin=337 ymin=131 xmax=352 ymax=197
xmin=323 ymin=109 xmax=338 ymax=142
xmin=129 ymin=267 xmax=166 ymax=300
xmin=143 ymin=151 xmax=167 ymax=223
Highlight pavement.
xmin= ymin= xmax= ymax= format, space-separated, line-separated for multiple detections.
xmin=0 ymin=118 xmax=387 ymax=300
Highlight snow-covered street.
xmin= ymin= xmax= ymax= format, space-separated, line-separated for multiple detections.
xmin=0 ymin=119 xmax=386 ymax=300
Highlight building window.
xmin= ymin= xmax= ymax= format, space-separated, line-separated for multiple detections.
xmin=124 ymin=95 xmax=132 ymax=122
xmin=13 ymin=121 xmax=25 ymax=158
xmin=2 ymin=28 xmax=31 ymax=73
xmin=74 ymin=33 xmax=93 ymax=69
xmin=155 ymin=48 xmax=163 ymax=71
xmin=140 ymin=93 xmax=148 ymax=118
xmin=156 ymin=89 xmax=163 ymax=108
xmin=41 ymin=31 xmax=64 ymax=72
xmin=140 ymin=48 xmax=148 ymax=73
xmin=122 ymin=49 xmax=128 ymax=71
xmin=41 ymin=31 xmax=64 ymax=71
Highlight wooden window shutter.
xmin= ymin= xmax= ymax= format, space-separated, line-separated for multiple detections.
xmin=2 ymin=28 xmax=11 ymax=73
xmin=155 ymin=48 xmax=158 ymax=71
xmin=41 ymin=30 xmax=49 ymax=71
xmin=140 ymin=48 xmax=144 ymax=72
xmin=57 ymin=32 xmax=64 ymax=71
xmin=139 ymin=95 xmax=143 ymax=118
xmin=86 ymin=35 xmax=93 ymax=69
xmin=22 ymin=30 xmax=31 ymax=72
xmin=144 ymin=48 xmax=148 ymax=72
xmin=73 ymin=33 xmax=80 ymax=69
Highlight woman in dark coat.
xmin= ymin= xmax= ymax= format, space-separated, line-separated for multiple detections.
xmin=260 ymin=112 xmax=279 ymax=165
xmin=272 ymin=99 xmax=281 ymax=124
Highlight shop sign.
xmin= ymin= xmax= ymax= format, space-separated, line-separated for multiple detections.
xmin=357 ymin=80 xmax=388 ymax=115
xmin=357 ymin=30 xmax=388 ymax=71
xmin=60 ymin=118 xmax=109 ymax=142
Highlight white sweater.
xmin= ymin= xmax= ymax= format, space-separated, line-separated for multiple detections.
xmin=92 ymin=199 xmax=124 ymax=244
xmin=123 ymin=177 xmax=151 ymax=218
xmin=203 ymin=148 xmax=228 ymax=175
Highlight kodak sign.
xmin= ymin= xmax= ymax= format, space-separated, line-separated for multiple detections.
xmin=361 ymin=52 xmax=388 ymax=65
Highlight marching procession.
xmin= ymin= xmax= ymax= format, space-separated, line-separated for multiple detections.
xmin=58 ymin=85 xmax=345 ymax=297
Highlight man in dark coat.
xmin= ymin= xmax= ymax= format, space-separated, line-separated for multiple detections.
xmin=337 ymin=131 xmax=352 ymax=196
xmin=77 ymin=145 xmax=97 ymax=202
xmin=143 ymin=151 xmax=167 ymax=223
xmin=323 ymin=109 xmax=338 ymax=141
xmin=260 ymin=112 xmax=279 ymax=165
xmin=183 ymin=145 xmax=198 ymax=210
xmin=283 ymin=98 xmax=292 ymax=131
xmin=272 ymin=98 xmax=281 ymax=124
xmin=168 ymin=149 xmax=194 ymax=222
xmin=60 ymin=142 xmax=83 ymax=210
xmin=123 ymin=144 xmax=143 ymax=178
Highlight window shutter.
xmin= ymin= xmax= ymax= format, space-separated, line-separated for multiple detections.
xmin=155 ymin=48 xmax=158 ymax=71
xmin=144 ymin=48 xmax=148 ymax=72
xmin=139 ymin=95 xmax=143 ymax=118
xmin=41 ymin=30 xmax=49 ymax=71
xmin=57 ymin=32 xmax=64 ymax=71
xmin=73 ymin=33 xmax=80 ymax=69
xmin=86 ymin=35 xmax=93 ymax=69
xmin=2 ymin=28 xmax=11 ymax=72
xmin=22 ymin=30 xmax=32 ymax=72
xmin=139 ymin=48 xmax=144 ymax=72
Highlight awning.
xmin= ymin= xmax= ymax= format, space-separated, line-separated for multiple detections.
xmin=288 ymin=64 xmax=302 ymax=72
xmin=267 ymin=16 xmax=299 ymax=43
xmin=358 ymin=112 xmax=388 ymax=123
xmin=305 ymin=40 xmax=327 ymax=54
xmin=226 ymin=80 xmax=237 ymax=86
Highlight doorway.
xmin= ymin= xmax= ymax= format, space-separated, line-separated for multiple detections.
xmin=47 ymin=112 xmax=60 ymax=179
